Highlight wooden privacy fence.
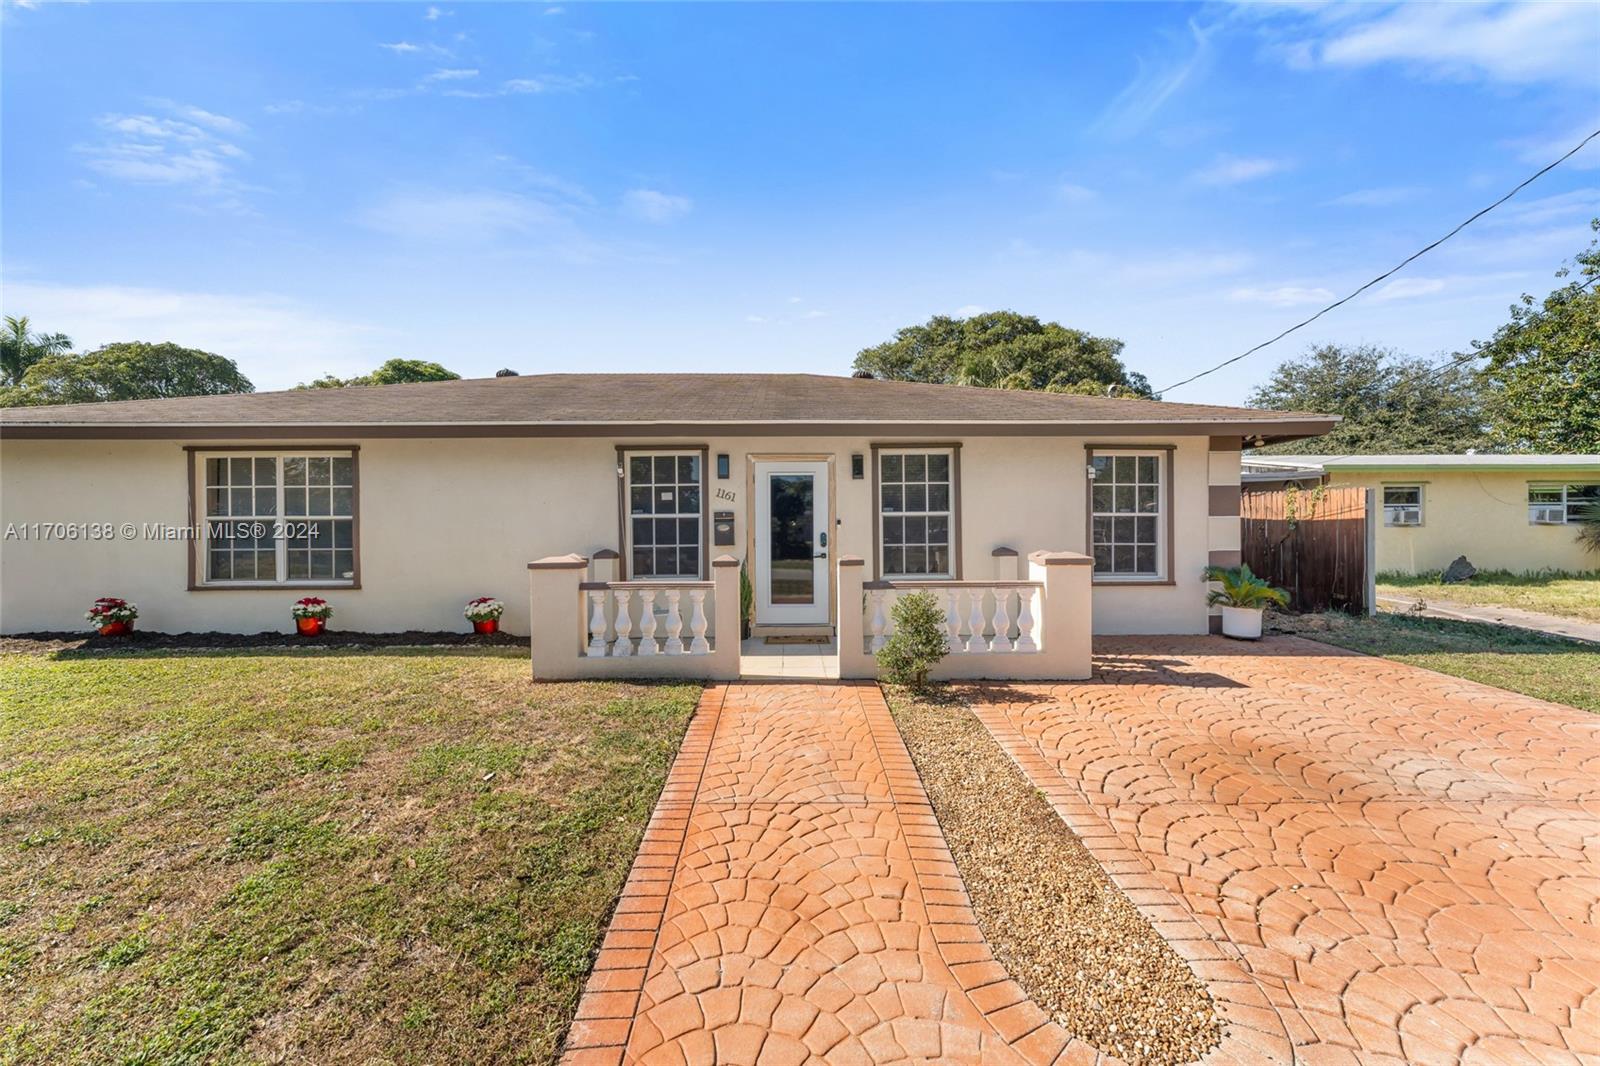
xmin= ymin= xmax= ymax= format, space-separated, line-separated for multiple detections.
xmin=1241 ymin=484 xmax=1373 ymax=615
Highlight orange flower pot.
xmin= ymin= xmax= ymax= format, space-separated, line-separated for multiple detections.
xmin=473 ymin=619 xmax=499 ymax=634
xmin=98 ymin=621 xmax=132 ymax=637
xmin=296 ymin=617 xmax=326 ymax=636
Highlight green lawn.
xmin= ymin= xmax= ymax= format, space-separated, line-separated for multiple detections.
xmin=0 ymin=646 xmax=700 ymax=1065
xmin=1376 ymin=569 xmax=1600 ymax=623
xmin=1274 ymin=612 xmax=1600 ymax=713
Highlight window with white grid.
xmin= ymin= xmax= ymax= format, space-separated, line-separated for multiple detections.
xmin=1090 ymin=451 xmax=1164 ymax=579
xmin=625 ymin=451 xmax=703 ymax=578
xmin=878 ymin=449 xmax=954 ymax=577
xmin=199 ymin=452 xmax=357 ymax=585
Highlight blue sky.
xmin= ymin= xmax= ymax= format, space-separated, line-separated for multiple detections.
xmin=3 ymin=1 xmax=1597 ymax=403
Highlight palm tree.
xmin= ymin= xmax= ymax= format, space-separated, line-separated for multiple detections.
xmin=1 ymin=316 xmax=73 ymax=386
xmin=1578 ymin=500 xmax=1600 ymax=556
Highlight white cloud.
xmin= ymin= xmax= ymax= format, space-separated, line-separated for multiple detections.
xmin=743 ymin=314 xmax=768 ymax=324
xmin=503 ymin=74 xmax=597 ymax=94
xmin=1191 ymin=154 xmax=1291 ymax=186
xmin=1325 ymin=185 xmax=1421 ymax=207
xmin=954 ymin=304 xmax=987 ymax=317
xmin=622 ymin=188 xmax=692 ymax=223
xmin=1228 ymin=285 xmax=1334 ymax=308
xmin=545 ymin=6 xmax=565 ymax=14
xmin=1057 ymin=182 xmax=1097 ymax=204
xmin=379 ymin=41 xmax=421 ymax=53
xmin=426 ymin=68 xmax=478 ymax=81
xmin=423 ymin=6 xmax=449 ymax=19
xmin=444 ymin=74 xmax=603 ymax=99
xmin=2 ymin=281 xmax=389 ymax=392
xmin=1505 ymin=120 xmax=1600 ymax=171
xmin=1373 ymin=277 xmax=1445 ymax=302
xmin=357 ymin=188 xmax=564 ymax=242
xmin=1093 ymin=20 xmax=1215 ymax=138
xmin=78 ymin=103 xmax=250 ymax=197
xmin=1271 ymin=2 xmax=1600 ymax=86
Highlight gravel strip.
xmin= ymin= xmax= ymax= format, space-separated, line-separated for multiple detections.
xmin=0 ymin=629 xmax=528 ymax=656
xmin=887 ymin=689 xmax=1221 ymax=1066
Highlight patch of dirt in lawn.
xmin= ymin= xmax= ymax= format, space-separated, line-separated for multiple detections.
xmin=0 ymin=628 xmax=528 ymax=656
xmin=888 ymin=690 xmax=1220 ymax=1066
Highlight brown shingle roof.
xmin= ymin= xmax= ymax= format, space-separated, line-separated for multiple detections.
xmin=0 ymin=373 xmax=1336 ymax=440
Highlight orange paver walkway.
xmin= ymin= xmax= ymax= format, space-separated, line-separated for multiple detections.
xmin=563 ymin=680 xmax=1259 ymax=1066
xmin=564 ymin=642 xmax=1600 ymax=1064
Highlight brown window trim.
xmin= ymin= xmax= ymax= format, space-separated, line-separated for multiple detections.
xmin=185 ymin=444 xmax=362 ymax=591
xmin=615 ymin=444 xmax=710 ymax=581
xmin=869 ymin=442 xmax=963 ymax=581
xmin=1083 ymin=443 xmax=1175 ymax=587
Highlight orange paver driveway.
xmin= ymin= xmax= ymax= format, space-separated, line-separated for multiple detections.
xmin=564 ymin=640 xmax=1600 ymax=1064
xmin=970 ymin=636 xmax=1600 ymax=1065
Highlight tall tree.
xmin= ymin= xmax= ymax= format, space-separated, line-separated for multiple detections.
xmin=1248 ymin=343 xmax=1488 ymax=455
xmin=296 ymin=358 xmax=460 ymax=389
xmin=0 ymin=341 xmax=253 ymax=406
xmin=1474 ymin=221 xmax=1600 ymax=452
xmin=0 ymin=316 xmax=73 ymax=386
xmin=852 ymin=311 xmax=1153 ymax=397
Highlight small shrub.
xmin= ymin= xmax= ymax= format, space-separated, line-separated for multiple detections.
xmin=876 ymin=591 xmax=950 ymax=689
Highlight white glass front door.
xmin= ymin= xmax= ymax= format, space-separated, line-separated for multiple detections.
xmin=753 ymin=460 xmax=830 ymax=625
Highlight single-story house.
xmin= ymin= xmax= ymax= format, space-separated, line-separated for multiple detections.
xmin=1242 ymin=453 xmax=1600 ymax=575
xmin=1 ymin=374 xmax=1335 ymax=673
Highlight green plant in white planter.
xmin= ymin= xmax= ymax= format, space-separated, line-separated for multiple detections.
xmin=1202 ymin=563 xmax=1289 ymax=639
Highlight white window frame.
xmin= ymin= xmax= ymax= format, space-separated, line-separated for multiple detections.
xmin=1089 ymin=449 xmax=1167 ymax=582
xmin=1382 ymin=484 xmax=1424 ymax=527
xmin=194 ymin=449 xmax=358 ymax=588
xmin=876 ymin=447 xmax=957 ymax=579
xmin=1528 ymin=482 xmax=1600 ymax=525
xmin=622 ymin=449 xmax=706 ymax=581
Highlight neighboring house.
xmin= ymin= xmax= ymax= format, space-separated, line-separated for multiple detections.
xmin=1242 ymin=454 xmax=1600 ymax=575
xmin=0 ymin=374 xmax=1334 ymax=651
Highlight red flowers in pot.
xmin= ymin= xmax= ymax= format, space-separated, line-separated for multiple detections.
xmin=464 ymin=597 xmax=504 ymax=634
xmin=85 ymin=597 xmax=138 ymax=637
xmin=291 ymin=596 xmax=333 ymax=636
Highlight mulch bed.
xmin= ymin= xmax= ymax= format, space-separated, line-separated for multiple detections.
xmin=0 ymin=629 xmax=528 ymax=656
xmin=888 ymin=689 xmax=1221 ymax=1066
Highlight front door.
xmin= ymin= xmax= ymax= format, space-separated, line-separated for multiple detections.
xmin=753 ymin=460 xmax=831 ymax=625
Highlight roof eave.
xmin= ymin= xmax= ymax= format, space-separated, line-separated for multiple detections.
xmin=0 ymin=416 xmax=1340 ymax=441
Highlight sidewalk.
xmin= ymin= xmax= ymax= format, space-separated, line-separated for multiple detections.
xmin=1377 ymin=595 xmax=1600 ymax=643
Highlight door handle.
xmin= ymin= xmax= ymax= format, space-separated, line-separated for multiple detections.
xmin=814 ymin=551 xmax=828 ymax=559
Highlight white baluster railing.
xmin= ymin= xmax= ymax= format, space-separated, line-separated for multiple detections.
xmin=579 ymin=581 xmax=716 ymax=658
xmin=636 ymin=588 xmax=659 ymax=656
xmin=611 ymin=588 xmax=634 ymax=657
xmin=864 ymin=580 xmax=1044 ymax=656
xmin=664 ymin=590 xmax=686 ymax=655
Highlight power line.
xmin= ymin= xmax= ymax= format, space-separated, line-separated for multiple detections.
xmin=1158 ymin=125 xmax=1600 ymax=396
xmin=1388 ymin=271 xmax=1599 ymax=394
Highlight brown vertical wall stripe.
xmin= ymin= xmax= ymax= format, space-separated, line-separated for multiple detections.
xmin=1207 ymin=435 xmax=1243 ymax=452
xmin=1208 ymin=484 xmax=1242 ymax=517
xmin=1208 ymin=549 xmax=1242 ymax=568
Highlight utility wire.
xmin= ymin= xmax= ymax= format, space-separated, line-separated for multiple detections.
xmin=1158 ymin=125 xmax=1600 ymax=396
xmin=1377 ymin=271 xmax=1599 ymax=395
xmin=1248 ymin=270 xmax=1600 ymax=465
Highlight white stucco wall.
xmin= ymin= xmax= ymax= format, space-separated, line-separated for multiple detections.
xmin=0 ymin=432 xmax=1226 ymax=635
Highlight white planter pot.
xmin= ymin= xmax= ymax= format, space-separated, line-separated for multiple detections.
xmin=1220 ymin=605 xmax=1264 ymax=640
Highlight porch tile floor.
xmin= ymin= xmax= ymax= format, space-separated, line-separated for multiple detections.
xmin=738 ymin=638 xmax=839 ymax=680
xmin=563 ymin=640 xmax=1600 ymax=1064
